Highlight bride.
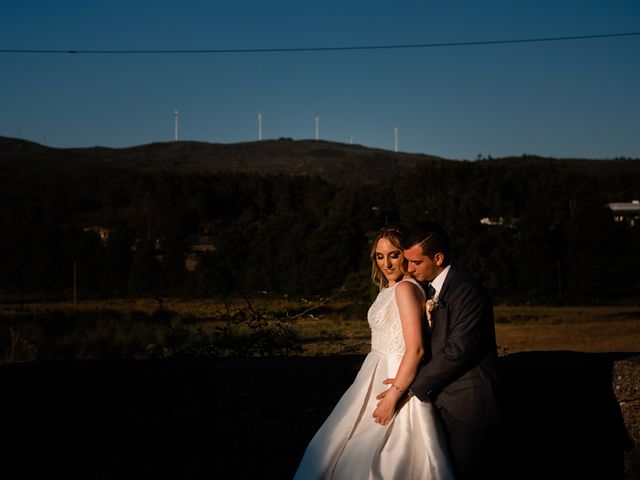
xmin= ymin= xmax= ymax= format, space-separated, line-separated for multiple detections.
xmin=293 ymin=225 xmax=454 ymax=479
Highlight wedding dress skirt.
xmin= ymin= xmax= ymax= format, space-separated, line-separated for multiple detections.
xmin=293 ymin=280 xmax=454 ymax=479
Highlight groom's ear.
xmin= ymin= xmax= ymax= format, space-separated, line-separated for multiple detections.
xmin=434 ymin=252 xmax=445 ymax=267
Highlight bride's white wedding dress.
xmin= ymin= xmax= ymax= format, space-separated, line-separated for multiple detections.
xmin=293 ymin=279 xmax=454 ymax=479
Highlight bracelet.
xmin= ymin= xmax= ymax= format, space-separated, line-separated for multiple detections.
xmin=391 ymin=384 xmax=405 ymax=393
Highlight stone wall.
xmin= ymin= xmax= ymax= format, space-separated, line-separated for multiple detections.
xmin=0 ymin=352 xmax=638 ymax=479
xmin=613 ymin=355 xmax=640 ymax=479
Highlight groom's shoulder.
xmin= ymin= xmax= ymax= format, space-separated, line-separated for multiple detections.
xmin=448 ymin=264 xmax=476 ymax=283
xmin=449 ymin=264 xmax=488 ymax=294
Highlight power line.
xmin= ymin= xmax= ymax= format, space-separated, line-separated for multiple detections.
xmin=1 ymin=31 xmax=639 ymax=55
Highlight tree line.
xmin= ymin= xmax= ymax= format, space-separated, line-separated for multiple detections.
xmin=1 ymin=155 xmax=639 ymax=304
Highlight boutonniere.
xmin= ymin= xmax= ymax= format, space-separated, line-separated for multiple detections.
xmin=425 ymin=297 xmax=442 ymax=328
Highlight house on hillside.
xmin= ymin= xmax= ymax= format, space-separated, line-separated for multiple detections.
xmin=607 ymin=200 xmax=640 ymax=226
xmin=185 ymin=237 xmax=216 ymax=272
xmin=479 ymin=216 xmax=520 ymax=228
xmin=83 ymin=226 xmax=113 ymax=245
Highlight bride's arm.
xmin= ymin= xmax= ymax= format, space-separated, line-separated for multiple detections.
xmin=372 ymin=281 xmax=425 ymax=425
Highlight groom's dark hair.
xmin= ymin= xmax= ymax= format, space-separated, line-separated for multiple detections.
xmin=403 ymin=221 xmax=451 ymax=264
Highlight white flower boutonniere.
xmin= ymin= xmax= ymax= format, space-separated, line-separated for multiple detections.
xmin=425 ymin=297 xmax=440 ymax=328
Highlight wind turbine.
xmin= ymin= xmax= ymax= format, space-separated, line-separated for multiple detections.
xmin=394 ymin=126 xmax=398 ymax=152
xmin=174 ymin=110 xmax=179 ymax=141
xmin=258 ymin=112 xmax=263 ymax=141
xmin=315 ymin=115 xmax=320 ymax=140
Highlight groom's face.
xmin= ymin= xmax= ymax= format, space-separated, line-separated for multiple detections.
xmin=404 ymin=244 xmax=442 ymax=282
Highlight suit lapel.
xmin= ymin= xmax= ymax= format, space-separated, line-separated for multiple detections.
xmin=430 ymin=265 xmax=456 ymax=340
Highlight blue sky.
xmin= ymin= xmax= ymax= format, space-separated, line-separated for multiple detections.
xmin=1 ymin=0 xmax=639 ymax=160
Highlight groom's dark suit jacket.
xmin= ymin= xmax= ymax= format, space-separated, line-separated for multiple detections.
xmin=411 ymin=264 xmax=501 ymax=427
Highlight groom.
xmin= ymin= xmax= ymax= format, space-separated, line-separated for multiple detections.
xmin=378 ymin=221 xmax=502 ymax=479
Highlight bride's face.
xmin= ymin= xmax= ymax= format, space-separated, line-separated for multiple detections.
xmin=375 ymin=237 xmax=405 ymax=284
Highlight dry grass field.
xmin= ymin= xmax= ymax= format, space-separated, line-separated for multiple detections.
xmin=2 ymin=298 xmax=638 ymax=358
xmin=292 ymin=304 xmax=640 ymax=356
xmin=493 ymin=305 xmax=640 ymax=354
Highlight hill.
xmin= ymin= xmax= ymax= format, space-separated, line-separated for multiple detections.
xmin=4 ymin=135 xmax=638 ymax=184
xmin=0 ymin=136 xmax=449 ymax=184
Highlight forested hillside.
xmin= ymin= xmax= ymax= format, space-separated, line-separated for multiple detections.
xmin=1 ymin=136 xmax=638 ymax=304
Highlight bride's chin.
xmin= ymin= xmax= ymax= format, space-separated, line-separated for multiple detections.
xmin=386 ymin=274 xmax=402 ymax=283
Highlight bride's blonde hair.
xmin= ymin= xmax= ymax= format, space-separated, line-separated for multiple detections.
xmin=370 ymin=225 xmax=408 ymax=290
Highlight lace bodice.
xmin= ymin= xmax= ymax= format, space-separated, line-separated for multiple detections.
xmin=368 ymin=278 xmax=425 ymax=355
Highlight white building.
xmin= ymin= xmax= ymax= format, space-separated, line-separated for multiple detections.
xmin=479 ymin=217 xmax=520 ymax=228
xmin=607 ymin=200 xmax=640 ymax=226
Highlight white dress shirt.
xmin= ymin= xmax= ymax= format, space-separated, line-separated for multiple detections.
xmin=429 ymin=264 xmax=451 ymax=300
